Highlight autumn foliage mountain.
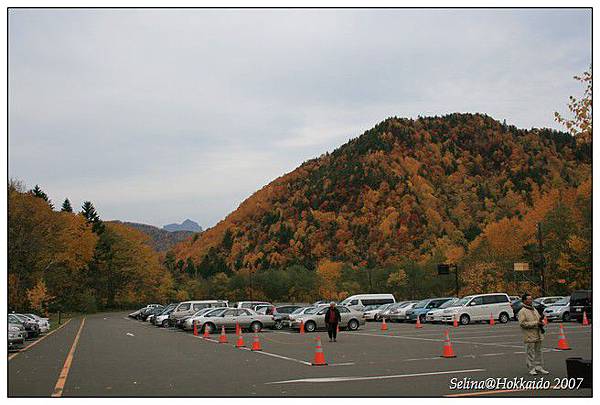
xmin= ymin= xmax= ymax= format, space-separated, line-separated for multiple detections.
xmin=170 ymin=113 xmax=591 ymax=299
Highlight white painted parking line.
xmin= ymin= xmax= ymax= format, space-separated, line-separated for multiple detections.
xmin=265 ymin=368 xmax=486 ymax=384
xmin=352 ymin=331 xmax=524 ymax=349
xmin=239 ymin=347 xmax=312 ymax=366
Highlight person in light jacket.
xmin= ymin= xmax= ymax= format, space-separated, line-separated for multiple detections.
xmin=518 ymin=293 xmax=549 ymax=375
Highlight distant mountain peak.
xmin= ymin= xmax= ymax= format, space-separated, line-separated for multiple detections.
xmin=163 ymin=219 xmax=202 ymax=233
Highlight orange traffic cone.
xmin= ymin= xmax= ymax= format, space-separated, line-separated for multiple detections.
xmin=453 ymin=315 xmax=459 ymax=328
xmin=251 ymin=332 xmax=262 ymax=351
xmin=543 ymin=316 xmax=548 ymax=326
xmin=415 ymin=315 xmax=423 ymax=329
xmin=299 ymin=320 xmax=305 ymax=334
xmin=311 ymin=336 xmax=327 ymax=366
xmin=583 ymin=312 xmax=590 ymax=326
xmin=203 ymin=324 xmax=210 ymax=338
xmin=235 ymin=322 xmax=241 ymax=336
xmin=556 ymin=324 xmax=571 ymax=350
xmin=218 ymin=326 xmax=228 ymax=344
xmin=236 ymin=330 xmax=245 ymax=348
xmin=441 ymin=330 xmax=456 ymax=358
xmin=193 ymin=320 xmax=198 ymax=336
xmin=381 ymin=317 xmax=388 ymax=331
xmin=489 ymin=313 xmax=495 ymax=326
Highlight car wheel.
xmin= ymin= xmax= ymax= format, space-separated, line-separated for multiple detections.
xmin=499 ymin=312 xmax=509 ymax=324
xmin=419 ymin=314 xmax=426 ymax=324
xmin=347 ymin=319 xmax=359 ymax=331
xmin=562 ymin=312 xmax=571 ymax=322
xmin=161 ymin=320 xmax=169 ymax=328
xmin=273 ymin=321 xmax=284 ymax=330
xmin=304 ymin=321 xmax=316 ymax=332
xmin=203 ymin=323 xmax=215 ymax=334
xmin=460 ymin=314 xmax=470 ymax=325
xmin=250 ymin=321 xmax=263 ymax=333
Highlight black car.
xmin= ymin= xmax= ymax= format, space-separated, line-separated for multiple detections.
xmin=511 ymin=299 xmax=545 ymax=320
xmin=9 ymin=314 xmax=40 ymax=339
xmin=570 ymin=290 xmax=592 ymax=323
xmin=271 ymin=305 xmax=303 ymax=330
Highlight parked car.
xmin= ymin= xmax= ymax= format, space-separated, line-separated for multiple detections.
xmin=8 ymin=323 xmax=26 ymax=349
xmin=24 ymin=313 xmax=50 ymax=333
xmin=169 ymin=300 xmax=229 ymax=326
xmin=140 ymin=305 xmax=164 ymax=321
xmin=441 ymin=293 xmax=513 ymax=325
xmin=535 ymin=296 xmax=565 ymax=307
xmin=426 ymin=298 xmax=461 ymax=323
xmin=233 ymin=301 xmax=272 ymax=310
xmin=183 ymin=307 xmax=229 ymax=331
xmin=570 ymin=290 xmax=592 ymax=323
xmin=9 ymin=314 xmax=40 ymax=339
xmin=339 ymin=294 xmax=396 ymax=311
xmin=284 ymin=306 xmax=317 ymax=327
xmin=269 ymin=305 xmax=303 ymax=329
xmin=542 ymin=297 xmax=572 ymax=322
xmin=388 ymin=301 xmax=417 ymax=322
xmin=511 ymin=298 xmax=545 ymax=319
xmin=152 ymin=303 xmax=178 ymax=327
xmin=129 ymin=309 xmax=142 ymax=318
xmin=363 ymin=304 xmax=388 ymax=321
xmin=197 ymin=308 xmax=275 ymax=334
xmin=290 ymin=305 xmax=365 ymax=332
xmin=145 ymin=306 xmax=167 ymax=323
xmin=406 ymin=298 xmax=454 ymax=323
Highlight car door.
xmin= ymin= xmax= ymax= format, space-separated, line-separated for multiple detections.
xmin=316 ymin=307 xmax=328 ymax=328
xmin=338 ymin=306 xmax=351 ymax=325
xmin=219 ymin=309 xmax=238 ymax=329
xmin=236 ymin=309 xmax=254 ymax=328
xmin=467 ymin=296 xmax=485 ymax=320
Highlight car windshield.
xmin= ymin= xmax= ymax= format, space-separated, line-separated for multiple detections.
xmin=303 ymin=307 xmax=319 ymax=315
xmin=291 ymin=307 xmax=307 ymax=315
xmin=439 ymin=298 xmax=459 ymax=309
xmin=193 ymin=308 xmax=214 ymax=317
xmin=455 ymin=296 xmax=473 ymax=307
xmin=363 ymin=305 xmax=380 ymax=311
xmin=204 ymin=308 xmax=226 ymax=317
xmin=413 ymin=300 xmax=429 ymax=309
xmin=553 ymin=297 xmax=569 ymax=306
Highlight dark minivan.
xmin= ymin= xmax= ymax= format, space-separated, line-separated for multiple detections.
xmin=570 ymin=290 xmax=592 ymax=323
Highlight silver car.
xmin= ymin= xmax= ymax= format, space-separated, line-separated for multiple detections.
xmin=426 ymin=298 xmax=460 ymax=323
xmin=291 ymin=306 xmax=365 ymax=332
xmin=197 ymin=308 xmax=275 ymax=334
xmin=388 ymin=301 xmax=417 ymax=322
xmin=542 ymin=297 xmax=571 ymax=322
xmin=183 ymin=307 xmax=228 ymax=331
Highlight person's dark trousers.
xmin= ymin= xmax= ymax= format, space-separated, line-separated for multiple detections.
xmin=327 ymin=323 xmax=338 ymax=340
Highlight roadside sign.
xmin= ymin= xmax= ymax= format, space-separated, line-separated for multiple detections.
xmin=514 ymin=262 xmax=529 ymax=272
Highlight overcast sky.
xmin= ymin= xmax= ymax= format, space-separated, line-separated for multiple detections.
xmin=8 ymin=9 xmax=591 ymax=229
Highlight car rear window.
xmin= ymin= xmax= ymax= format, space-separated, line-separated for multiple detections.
xmin=177 ymin=303 xmax=191 ymax=311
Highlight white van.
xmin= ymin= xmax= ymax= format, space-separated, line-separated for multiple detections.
xmin=339 ymin=294 xmax=396 ymax=311
xmin=441 ymin=293 xmax=513 ymax=325
xmin=169 ymin=300 xmax=229 ymax=323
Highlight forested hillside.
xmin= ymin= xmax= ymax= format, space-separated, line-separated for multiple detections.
xmin=109 ymin=221 xmax=196 ymax=252
xmin=169 ymin=113 xmax=591 ymax=301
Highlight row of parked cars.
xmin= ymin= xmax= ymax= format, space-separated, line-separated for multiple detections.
xmin=8 ymin=313 xmax=51 ymax=350
xmin=129 ymin=299 xmax=367 ymax=334
xmin=358 ymin=290 xmax=592 ymax=325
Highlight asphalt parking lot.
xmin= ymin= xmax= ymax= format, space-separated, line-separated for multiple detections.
xmin=8 ymin=312 xmax=592 ymax=397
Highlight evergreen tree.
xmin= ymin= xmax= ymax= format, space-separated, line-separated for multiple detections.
xmin=61 ymin=198 xmax=73 ymax=213
xmin=81 ymin=201 xmax=105 ymax=234
xmin=29 ymin=185 xmax=54 ymax=209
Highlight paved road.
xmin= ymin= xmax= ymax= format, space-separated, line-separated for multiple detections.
xmin=8 ymin=312 xmax=593 ymax=397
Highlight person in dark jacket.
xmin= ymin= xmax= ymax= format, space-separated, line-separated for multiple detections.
xmin=324 ymin=302 xmax=341 ymax=342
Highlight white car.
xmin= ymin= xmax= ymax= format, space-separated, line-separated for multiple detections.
xmin=388 ymin=302 xmax=417 ymax=322
xmin=426 ymin=298 xmax=460 ymax=323
xmin=542 ymin=297 xmax=571 ymax=322
xmin=441 ymin=293 xmax=513 ymax=325
xmin=24 ymin=314 xmax=50 ymax=333
xmin=183 ymin=307 xmax=229 ymax=331
xmin=362 ymin=304 xmax=387 ymax=321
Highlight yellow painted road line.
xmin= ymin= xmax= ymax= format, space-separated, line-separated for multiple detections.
xmin=8 ymin=318 xmax=73 ymax=361
xmin=51 ymin=317 xmax=86 ymax=397
xmin=445 ymin=389 xmax=527 ymax=397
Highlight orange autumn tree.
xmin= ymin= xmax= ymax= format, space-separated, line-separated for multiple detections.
xmin=316 ymin=259 xmax=344 ymax=300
